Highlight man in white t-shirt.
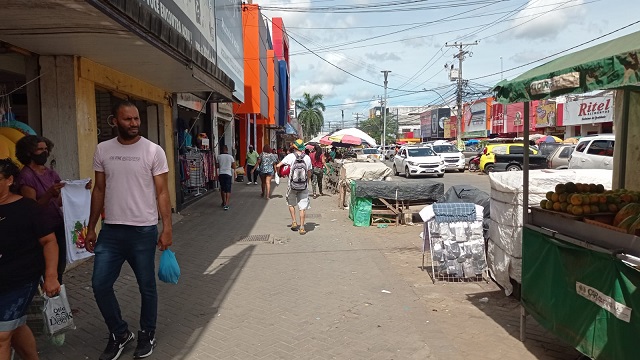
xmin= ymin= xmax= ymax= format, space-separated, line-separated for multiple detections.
xmin=276 ymin=139 xmax=312 ymax=235
xmin=216 ymin=145 xmax=236 ymax=210
xmin=85 ymin=101 xmax=172 ymax=360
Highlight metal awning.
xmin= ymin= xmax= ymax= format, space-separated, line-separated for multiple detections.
xmin=0 ymin=0 xmax=234 ymax=100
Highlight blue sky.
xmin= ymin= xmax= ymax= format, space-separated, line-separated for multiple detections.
xmin=260 ymin=0 xmax=639 ymax=129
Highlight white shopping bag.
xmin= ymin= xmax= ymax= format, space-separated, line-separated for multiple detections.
xmin=42 ymin=284 xmax=76 ymax=335
xmin=274 ymin=171 xmax=280 ymax=185
xmin=61 ymin=179 xmax=93 ymax=263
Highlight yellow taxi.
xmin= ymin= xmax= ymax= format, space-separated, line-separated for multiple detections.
xmin=479 ymin=143 xmax=539 ymax=172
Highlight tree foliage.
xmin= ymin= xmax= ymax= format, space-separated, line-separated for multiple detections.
xmin=295 ymin=93 xmax=325 ymax=140
xmin=358 ymin=115 xmax=398 ymax=145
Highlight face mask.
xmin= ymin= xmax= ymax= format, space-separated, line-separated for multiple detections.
xmin=32 ymin=152 xmax=49 ymax=166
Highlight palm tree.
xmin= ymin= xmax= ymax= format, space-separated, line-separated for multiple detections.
xmin=295 ymin=93 xmax=325 ymax=140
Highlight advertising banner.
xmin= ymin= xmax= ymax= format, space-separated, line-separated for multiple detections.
xmin=444 ymin=118 xmax=451 ymax=138
xmin=463 ymin=101 xmax=487 ymax=133
xmin=563 ymin=94 xmax=614 ymax=125
xmin=506 ymin=102 xmax=538 ymax=133
xmin=492 ymin=103 xmax=505 ymax=134
xmin=215 ymin=0 xmax=245 ymax=102
xmin=420 ymin=110 xmax=432 ymax=140
xmin=435 ymin=108 xmax=450 ymax=138
xmin=535 ymin=100 xmax=557 ymax=128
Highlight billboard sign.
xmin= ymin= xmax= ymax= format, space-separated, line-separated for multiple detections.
xmin=464 ymin=101 xmax=486 ymax=133
xmin=420 ymin=110 xmax=432 ymax=140
xmin=535 ymin=100 xmax=557 ymax=128
xmin=563 ymin=94 xmax=614 ymax=125
xmin=215 ymin=0 xmax=245 ymax=102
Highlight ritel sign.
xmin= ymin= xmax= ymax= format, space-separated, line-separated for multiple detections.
xmin=563 ymin=93 xmax=614 ymax=125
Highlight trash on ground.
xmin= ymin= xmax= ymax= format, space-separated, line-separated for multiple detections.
xmin=479 ymin=297 xmax=489 ymax=303
xmin=381 ymin=290 xmax=391 ymax=293
xmin=377 ymin=224 xmax=388 ymax=228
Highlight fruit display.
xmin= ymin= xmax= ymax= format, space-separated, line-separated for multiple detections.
xmin=539 ymin=182 xmax=614 ymax=216
xmin=539 ymin=182 xmax=640 ymax=235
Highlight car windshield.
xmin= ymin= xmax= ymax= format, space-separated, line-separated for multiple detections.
xmin=363 ymin=148 xmax=378 ymax=154
xmin=408 ymin=148 xmax=435 ymax=157
xmin=432 ymin=145 xmax=458 ymax=153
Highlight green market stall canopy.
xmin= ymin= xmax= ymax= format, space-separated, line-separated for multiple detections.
xmin=494 ymin=30 xmax=640 ymax=104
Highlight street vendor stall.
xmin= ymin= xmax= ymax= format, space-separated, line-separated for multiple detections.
xmin=493 ymin=29 xmax=640 ymax=359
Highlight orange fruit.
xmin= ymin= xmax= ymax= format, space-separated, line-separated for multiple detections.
xmin=551 ymin=193 xmax=560 ymax=202
xmin=582 ymin=195 xmax=590 ymax=205
xmin=572 ymin=206 xmax=583 ymax=216
xmin=582 ymin=205 xmax=591 ymax=214
xmin=571 ymin=195 xmax=583 ymax=206
xmin=553 ymin=202 xmax=562 ymax=211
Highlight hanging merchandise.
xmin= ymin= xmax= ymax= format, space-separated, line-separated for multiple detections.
xmin=60 ymin=179 xmax=94 ymax=263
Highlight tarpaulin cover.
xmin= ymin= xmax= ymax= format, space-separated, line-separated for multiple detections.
xmin=442 ymin=185 xmax=490 ymax=240
xmin=522 ymin=227 xmax=640 ymax=360
xmin=349 ymin=182 xmax=372 ymax=227
xmin=352 ymin=180 xmax=444 ymax=201
xmin=488 ymin=169 xmax=613 ymax=295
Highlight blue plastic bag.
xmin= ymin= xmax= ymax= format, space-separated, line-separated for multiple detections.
xmin=158 ymin=249 xmax=180 ymax=284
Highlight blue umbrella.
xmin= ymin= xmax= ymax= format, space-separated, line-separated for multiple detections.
xmin=465 ymin=139 xmax=480 ymax=145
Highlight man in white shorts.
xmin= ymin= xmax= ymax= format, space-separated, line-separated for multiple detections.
xmin=276 ymin=139 xmax=312 ymax=235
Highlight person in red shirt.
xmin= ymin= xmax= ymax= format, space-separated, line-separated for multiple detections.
xmin=310 ymin=144 xmax=328 ymax=199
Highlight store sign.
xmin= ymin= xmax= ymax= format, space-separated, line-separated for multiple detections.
xmin=529 ymin=72 xmax=580 ymax=95
xmin=420 ymin=111 xmax=431 ymax=139
xmin=576 ymin=282 xmax=632 ymax=323
xmin=135 ymin=0 xmax=217 ymax=65
xmin=215 ymin=0 xmax=245 ymax=102
xmin=177 ymin=93 xmax=205 ymax=112
xmin=563 ymin=94 xmax=614 ymax=125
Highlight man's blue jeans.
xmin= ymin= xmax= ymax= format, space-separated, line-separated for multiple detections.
xmin=92 ymin=224 xmax=158 ymax=335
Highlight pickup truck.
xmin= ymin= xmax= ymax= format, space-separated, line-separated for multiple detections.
xmin=491 ymin=153 xmax=549 ymax=172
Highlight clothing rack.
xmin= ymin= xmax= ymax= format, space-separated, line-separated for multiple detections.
xmin=184 ymin=147 xmax=207 ymax=196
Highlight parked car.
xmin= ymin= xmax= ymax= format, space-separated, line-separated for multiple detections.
xmin=547 ymin=144 xmax=575 ymax=169
xmin=568 ymin=134 xmax=615 ymax=170
xmin=492 ymin=153 xmax=549 ymax=172
xmin=393 ymin=145 xmax=445 ymax=178
xmin=354 ymin=147 xmax=383 ymax=161
xmin=537 ymin=142 xmax=564 ymax=157
xmin=432 ymin=143 xmax=465 ymax=172
xmin=479 ymin=144 xmax=540 ymax=173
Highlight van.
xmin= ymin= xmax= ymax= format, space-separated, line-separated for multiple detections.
xmin=568 ymin=134 xmax=614 ymax=170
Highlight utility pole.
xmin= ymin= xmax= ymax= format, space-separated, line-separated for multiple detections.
xmin=381 ymin=70 xmax=391 ymax=150
xmin=445 ymin=41 xmax=477 ymax=149
xmin=341 ymin=109 xmax=344 ymax=129
xmin=353 ymin=113 xmax=364 ymax=128
xmin=327 ymin=121 xmax=331 ymax=133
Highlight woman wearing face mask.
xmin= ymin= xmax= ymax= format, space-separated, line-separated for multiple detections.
xmin=15 ymin=136 xmax=68 ymax=283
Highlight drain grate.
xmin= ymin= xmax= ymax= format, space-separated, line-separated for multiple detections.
xmin=305 ymin=213 xmax=322 ymax=218
xmin=237 ymin=234 xmax=271 ymax=243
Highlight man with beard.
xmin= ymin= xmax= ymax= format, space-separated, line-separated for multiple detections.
xmin=85 ymin=100 xmax=172 ymax=360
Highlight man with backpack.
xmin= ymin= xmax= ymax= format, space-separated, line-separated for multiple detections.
xmin=276 ymin=139 xmax=312 ymax=235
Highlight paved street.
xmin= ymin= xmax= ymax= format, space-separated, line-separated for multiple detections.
xmin=383 ymin=160 xmax=491 ymax=194
xmin=33 ymin=173 xmax=579 ymax=360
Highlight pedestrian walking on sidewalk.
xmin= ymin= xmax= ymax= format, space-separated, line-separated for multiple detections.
xmin=310 ymin=144 xmax=327 ymax=199
xmin=84 ymin=100 xmax=173 ymax=360
xmin=217 ymin=145 xmax=236 ymax=210
xmin=0 ymin=158 xmax=60 ymax=360
xmin=253 ymin=144 xmax=278 ymax=199
xmin=245 ymin=145 xmax=259 ymax=185
xmin=276 ymin=139 xmax=312 ymax=235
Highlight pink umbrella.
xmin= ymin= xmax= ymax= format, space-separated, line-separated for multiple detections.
xmin=320 ymin=134 xmax=363 ymax=146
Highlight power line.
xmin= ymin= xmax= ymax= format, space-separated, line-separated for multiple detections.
xmin=260 ymin=0 xmax=507 ymax=13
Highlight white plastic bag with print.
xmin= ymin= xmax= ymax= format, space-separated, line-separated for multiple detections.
xmin=42 ymin=284 xmax=76 ymax=335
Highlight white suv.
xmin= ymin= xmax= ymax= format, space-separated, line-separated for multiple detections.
xmin=393 ymin=145 xmax=445 ymax=178
xmin=568 ymin=134 xmax=614 ymax=170
xmin=432 ymin=142 xmax=465 ymax=172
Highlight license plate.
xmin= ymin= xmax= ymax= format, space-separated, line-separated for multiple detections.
xmin=424 ymin=169 xmax=435 ymax=173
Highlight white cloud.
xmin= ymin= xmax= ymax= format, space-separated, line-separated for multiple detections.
xmin=511 ymin=0 xmax=586 ymax=40
xmin=365 ymin=52 xmax=401 ymax=62
xmin=510 ymin=50 xmax=548 ymax=64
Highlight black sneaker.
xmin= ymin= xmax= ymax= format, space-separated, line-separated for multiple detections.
xmin=99 ymin=331 xmax=134 ymax=360
xmin=133 ymin=330 xmax=157 ymax=359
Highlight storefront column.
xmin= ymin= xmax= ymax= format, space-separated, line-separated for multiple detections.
xmin=39 ymin=55 xmax=96 ymax=180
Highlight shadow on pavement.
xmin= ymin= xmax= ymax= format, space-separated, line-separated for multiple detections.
xmin=36 ymin=184 xmax=270 ymax=359
xmin=465 ymin=290 xmax=582 ymax=360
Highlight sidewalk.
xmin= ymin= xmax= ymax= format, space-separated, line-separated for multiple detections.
xmin=35 ymin=180 xmax=580 ymax=359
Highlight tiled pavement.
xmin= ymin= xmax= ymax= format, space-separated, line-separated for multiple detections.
xmin=33 ymin=180 xmax=581 ymax=360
